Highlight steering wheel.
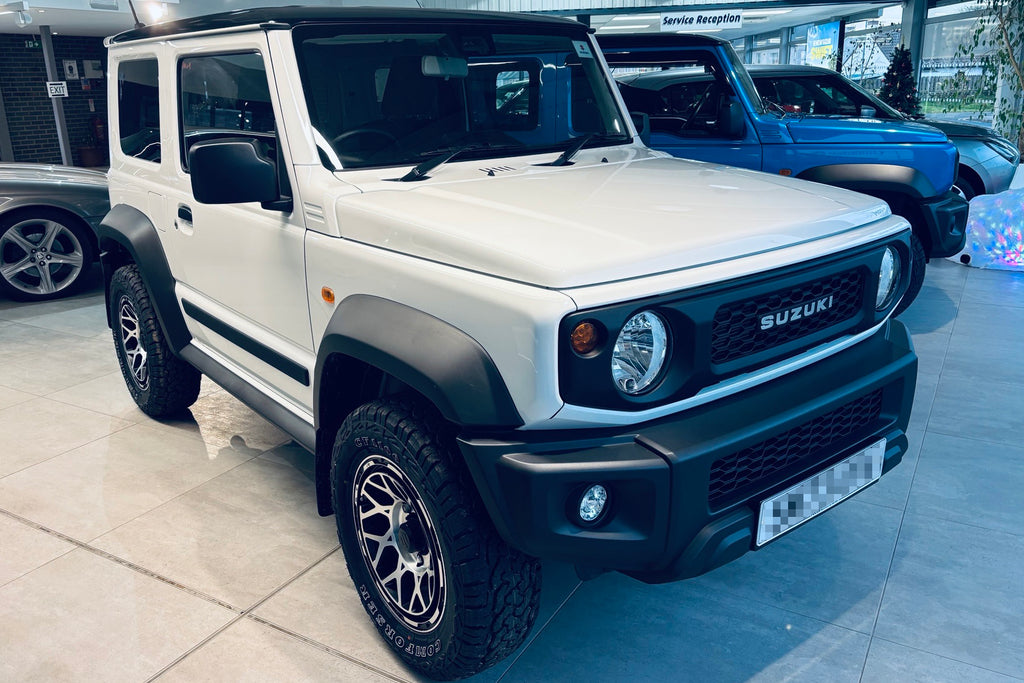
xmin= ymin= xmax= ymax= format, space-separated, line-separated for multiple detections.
xmin=330 ymin=128 xmax=400 ymax=150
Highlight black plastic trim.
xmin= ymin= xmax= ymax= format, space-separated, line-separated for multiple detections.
xmin=457 ymin=319 xmax=916 ymax=581
xmin=179 ymin=345 xmax=315 ymax=452
xmin=314 ymin=295 xmax=522 ymax=429
xmin=917 ymin=190 xmax=970 ymax=258
xmin=97 ymin=204 xmax=191 ymax=354
xmin=181 ymin=299 xmax=310 ymax=386
xmin=797 ymin=163 xmax=939 ymax=200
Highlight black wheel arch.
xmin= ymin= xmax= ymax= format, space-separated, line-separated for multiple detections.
xmin=98 ymin=204 xmax=191 ymax=354
xmin=312 ymin=294 xmax=523 ymax=516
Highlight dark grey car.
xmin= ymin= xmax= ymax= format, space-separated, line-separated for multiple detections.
xmin=748 ymin=64 xmax=1021 ymax=200
xmin=0 ymin=163 xmax=108 ymax=301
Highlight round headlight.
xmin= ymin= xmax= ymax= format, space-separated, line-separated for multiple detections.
xmin=876 ymin=246 xmax=901 ymax=310
xmin=611 ymin=310 xmax=668 ymax=395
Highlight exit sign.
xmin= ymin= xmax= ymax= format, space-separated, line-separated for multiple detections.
xmin=46 ymin=81 xmax=68 ymax=98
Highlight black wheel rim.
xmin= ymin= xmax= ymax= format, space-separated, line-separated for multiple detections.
xmin=117 ymin=294 xmax=149 ymax=390
xmin=352 ymin=454 xmax=446 ymax=633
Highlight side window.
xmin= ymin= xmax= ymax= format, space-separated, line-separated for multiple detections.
xmin=118 ymin=59 xmax=160 ymax=162
xmin=179 ymin=52 xmax=276 ymax=170
xmin=466 ymin=62 xmax=539 ymax=132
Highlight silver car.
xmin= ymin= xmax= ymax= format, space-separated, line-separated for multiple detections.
xmin=749 ymin=64 xmax=1021 ymax=200
xmin=0 ymin=164 xmax=108 ymax=301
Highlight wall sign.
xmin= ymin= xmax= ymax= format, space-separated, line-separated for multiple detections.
xmin=46 ymin=81 xmax=68 ymax=98
xmin=661 ymin=10 xmax=743 ymax=32
xmin=63 ymin=59 xmax=80 ymax=80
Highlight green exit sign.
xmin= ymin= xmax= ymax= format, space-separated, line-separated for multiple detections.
xmin=25 ymin=39 xmax=41 ymax=48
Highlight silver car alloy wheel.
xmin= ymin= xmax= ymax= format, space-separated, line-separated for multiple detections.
xmin=117 ymin=295 xmax=149 ymax=390
xmin=352 ymin=454 xmax=447 ymax=633
xmin=0 ymin=218 xmax=85 ymax=296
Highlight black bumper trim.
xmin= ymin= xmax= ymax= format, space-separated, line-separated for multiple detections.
xmin=918 ymin=190 xmax=969 ymax=258
xmin=456 ymin=320 xmax=916 ymax=583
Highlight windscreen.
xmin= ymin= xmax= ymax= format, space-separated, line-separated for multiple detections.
xmin=293 ymin=24 xmax=630 ymax=169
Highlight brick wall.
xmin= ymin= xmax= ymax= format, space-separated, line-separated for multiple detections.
xmin=0 ymin=33 xmax=108 ymax=166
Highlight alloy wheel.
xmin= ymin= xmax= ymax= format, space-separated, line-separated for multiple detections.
xmin=0 ymin=219 xmax=85 ymax=296
xmin=117 ymin=295 xmax=149 ymax=390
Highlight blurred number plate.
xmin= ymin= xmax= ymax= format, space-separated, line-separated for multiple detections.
xmin=756 ymin=439 xmax=885 ymax=546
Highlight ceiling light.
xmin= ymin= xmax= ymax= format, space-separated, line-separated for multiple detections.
xmin=15 ymin=9 xmax=31 ymax=27
xmin=599 ymin=25 xmax=653 ymax=31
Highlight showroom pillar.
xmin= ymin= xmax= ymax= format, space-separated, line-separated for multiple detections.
xmin=903 ymin=0 xmax=927 ymax=82
xmin=0 ymin=87 xmax=13 ymax=162
xmin=39 ymin=25 xmax=72 ymax=166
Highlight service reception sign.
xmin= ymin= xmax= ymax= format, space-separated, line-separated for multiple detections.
xmin=661 ymin=10 xmax=744 ymax=31
xmin=806 ymin=21 xmax=841 ymax=68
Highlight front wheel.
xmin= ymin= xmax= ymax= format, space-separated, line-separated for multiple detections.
xmin=895 ymin=232 xmax=927 ymax=316
xmin=331 ymin=400 xmax=540 ymax=680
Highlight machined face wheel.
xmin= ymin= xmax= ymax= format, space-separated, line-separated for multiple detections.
xmin=0 ymin=218 xmax=85 ymax=296
xmin=351 ymin=454 xmax=446 ymax=633
xmin=117 ymin=294 xmax=149 ymax=390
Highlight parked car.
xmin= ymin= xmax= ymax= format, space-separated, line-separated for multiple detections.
xmin=102 ymin=9 xmax=916 ymax=679
xmin=0 ymin=163 xmax=107 ymax=301
xmin=747 ymin=63 xmax=1021 ymax=200
xmin=599 ymin=33 xmax=969 ymax=313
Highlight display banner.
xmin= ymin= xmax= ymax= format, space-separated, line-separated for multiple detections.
xmin=806 ymin=21 xmax=841 ymax=68
xmin=661 ymin=10 xmax=744 ymax=32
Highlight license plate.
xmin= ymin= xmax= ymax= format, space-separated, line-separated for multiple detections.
xmin=756 ymin=439 xmax=885 ymax=546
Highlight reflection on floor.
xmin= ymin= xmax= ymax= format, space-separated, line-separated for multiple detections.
xmin=1 ymin=259 xmax=1023 ymax=682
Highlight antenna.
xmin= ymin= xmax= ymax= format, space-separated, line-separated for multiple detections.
xmin=126 ymin=0 xmax=144 ymax=28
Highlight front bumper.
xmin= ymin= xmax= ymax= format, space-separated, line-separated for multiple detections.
xmin=918 ymin=190 xmax=969 ymax=258
xmin=457 ymin=320 xmax=916 ymax=583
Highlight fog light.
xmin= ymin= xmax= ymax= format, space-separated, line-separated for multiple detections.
xmin=578 ymin=484 xmax=608 ymax=523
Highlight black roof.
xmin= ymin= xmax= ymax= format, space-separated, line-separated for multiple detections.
xmin=745 ymin=64 xmax=839 ymax=76
xmin=110 ymin=6 xmax=584 ymax=44
xmin=597 ymin=33 xmax=730 ymax=51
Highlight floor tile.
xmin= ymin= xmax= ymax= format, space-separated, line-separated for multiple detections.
xmin=928 ymin=375 xmax=1024 ymax=447
xmin=144 ymin=390 xmax=291 ymax=454
xmin=907 ymin=330 xmax=950 ymax=380
xmin=960 ymin=267 xmax=1024 ymax=308
xmin=875 ymin=514 xmax=1024 ymax=678
xmin=0 ymin=383 xmax=35 ymax=410
xmin=942 ymin=332 xmax=1024 ymax=386
xmin=497 ymin=573 xmax=870 ymax=683
xmin=47 ymin=370 xmax=154 ymax=423
xmin=691 ymin=499 xmax=902 ymax=633
xmin=907 ymin=372 xmax=938 ymax=432
xmin=895 ymin=292 xmax=959 ymax=336
xmin=0 ymin=513 xmax=75 ymax=587
xmin=158 ymin=616 xmax=397 ymax=683
xmin=0 ymin=422 xmax=255 ymax=542
xmin=862 ymin=638 xmax=1020 ymax=683
xmin=907 ymin=432 xmax=1024 ymax=536
xmin=0 ymin=333 xmax=120 ymax=395
xmin=0 ymin=548 xmax=234 ymax=682
xmin=92 ymin=456 xmax=337 ymax=608
xmin=0 ymin=299 xmax=110 ymax=339
xmin=0 ymin=397 xmax=133 ymax=477
xmin=950 ymin=302 xmax=1024 ymax=345
xmin=254 ymin=550 xmax=581 ymax=683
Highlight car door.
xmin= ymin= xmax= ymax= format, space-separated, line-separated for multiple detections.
xmin=162 ymin=35 xmax=314 ymax=411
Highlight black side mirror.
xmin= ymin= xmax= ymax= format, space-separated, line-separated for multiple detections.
xmin=630 ymin=111 xmax=651 ymax=146
xmin=189 ymin=138 xmax=284 ymax=208
xmin=860 ymin=105 xmax=877 ymax=118
xmin=719 ymin=101 xmax=746 ymax=139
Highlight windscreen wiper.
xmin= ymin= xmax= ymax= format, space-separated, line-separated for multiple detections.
xmin=396 ymin=143 xmax=523 ymax=182
xmin=544 ymin=133 xmax=630 ymax=167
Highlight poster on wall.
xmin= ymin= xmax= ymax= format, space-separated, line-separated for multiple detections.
xmin=806 ymin=21 xmax=840 ymax=69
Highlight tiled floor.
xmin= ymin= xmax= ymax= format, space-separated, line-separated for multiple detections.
xmin=1 ymin=259 xmax=1023 ymax=682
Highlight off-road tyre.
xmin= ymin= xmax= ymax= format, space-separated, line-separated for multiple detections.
xmin=109 ymin=264 xmax=200 ymax=417
xmin=331 ymin=399 xmax=541 ymax=681
xmin=895 ymin=232 xmax=926 ymax=316
xmin=0 ymin=208 xmax=95 ymax=302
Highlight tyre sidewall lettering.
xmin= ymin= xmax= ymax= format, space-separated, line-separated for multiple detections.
xmin=357 ymin=583 xmax=444 ymax=659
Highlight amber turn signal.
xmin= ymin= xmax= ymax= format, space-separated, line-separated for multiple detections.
xmin=321 ymin=286 xmax=335 ymax=304
xmin=779 ymin=168 xmax=792 ymax=176
xmin=570 ymin=321 xmax=602 ymax=355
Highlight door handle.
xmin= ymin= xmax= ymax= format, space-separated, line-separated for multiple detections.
xmin=177 ymin=205 xmax=193 ymax=222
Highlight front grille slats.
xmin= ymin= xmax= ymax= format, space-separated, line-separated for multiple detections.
xmin=711 ymin=269 xmax=864 ymax=365
xmin=708 ymin=388 xmax=883 ymax=509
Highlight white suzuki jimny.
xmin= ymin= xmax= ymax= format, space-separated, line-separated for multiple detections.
xmin=101 ymin=8 xmax=917 ymax=679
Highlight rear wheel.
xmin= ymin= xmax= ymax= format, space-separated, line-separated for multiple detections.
xmin=109 ymin=264 xmax=201 ymax=417
xmin=331 ymin=399 xmax=540 ymax=680
xmin=952 ymin=172 xmax=977 ymax=201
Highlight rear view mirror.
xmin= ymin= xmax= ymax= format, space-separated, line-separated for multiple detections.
xmin=189 ymin=138 xmax=280 ymax=206
xmin=630 ymin=111 xmax=651 ymax=146
xmin=860 ymin=105 xmax=877 ymax=118
xmin=719 ymin=101 xmax=745 ymax=139
xmin=422 ymin=56 xmax=468 ymax=79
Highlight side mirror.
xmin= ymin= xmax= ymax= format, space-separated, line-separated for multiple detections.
xmin=630 ymin=111 xmax=651 ymax=146
xmin=719 ymin=101 xmax=746 ymax=139
xmin=188 ymin=138 xmax=282 ymax=206
xmin=860 ymin=105 xmax=877 ymax=118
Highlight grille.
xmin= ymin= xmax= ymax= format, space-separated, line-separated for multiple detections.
xmin=711 ymin=269 xmax=864 ymax=364
xmin=708 ymin=389 xmax=883 ymax=509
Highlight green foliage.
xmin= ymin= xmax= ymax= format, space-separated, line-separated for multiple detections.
xmin=957 ymin=0 xmax=1024 ymax=152
xmin=878 ymin=46 xmax=922 ymax=116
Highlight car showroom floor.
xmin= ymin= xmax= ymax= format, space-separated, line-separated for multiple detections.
xmin=1 ymin=258 xmax=1022 ymax=683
